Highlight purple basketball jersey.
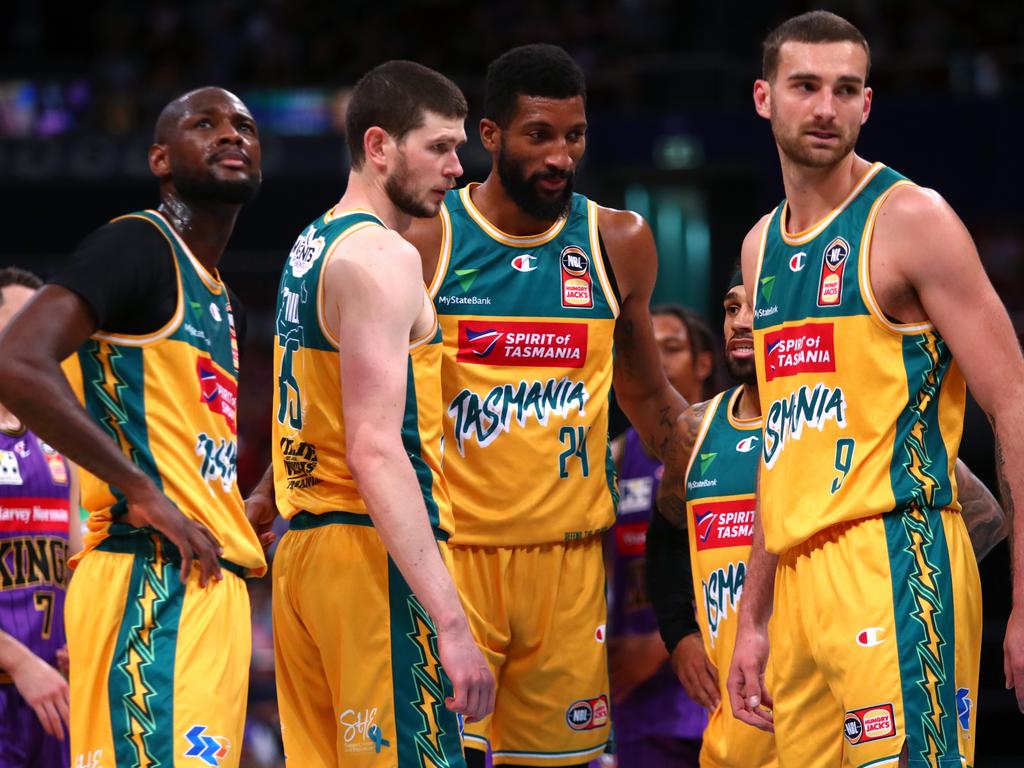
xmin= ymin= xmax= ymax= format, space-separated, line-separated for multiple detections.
xmin=0 ymin=428 xmax=72 ymax=667
xmin=608 ymin=428 xmax=706 ymax=747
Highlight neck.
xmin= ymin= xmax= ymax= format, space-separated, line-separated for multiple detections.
xmin=778 ymin=151 xmax=872 ymax=234
xmin=0 ymin=403 xmax=20 ymax=432
xmin=471 ymin=172 xmax=561 ymax=236
xmin=158 ymin=193 xmax=241 ymax=273
xmin=335 ymin=170 xmax=410 ymax=232
xmin=735 ymin=383 xmax=762 ymax=420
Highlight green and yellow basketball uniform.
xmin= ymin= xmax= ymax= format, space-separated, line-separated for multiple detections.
xmin=752 ymin=163 xmax=980 ymax=767
xmin=62 ymin=209 xmax=265 ymax=768
xmin=430 ymin=185 xmax=618 ymax=765
xmin=271 ymin=209 xmax=462 ymax=767
xmin=684 ymin=387 xmax=776 ymax=768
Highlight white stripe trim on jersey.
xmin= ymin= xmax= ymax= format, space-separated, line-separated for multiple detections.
xmin=778 ymin=162 xmax=885 ymax=246
xmin=683 ymin=390 xmax=726 ymax=482
xmin=315 ymin=220 xmax=386 ymax=349
xmin=587 ymin=200 xmax=620 ymax=318
xmin=490 ymin=743 xmax=608 ymax=761
xmin=750 ymin=208 xmax=776 ymax=319
xmin=151 ymin=209 xmax=225 ymax=295
xmin=459 ymin=184 xmax=568 ymax=247
xmin=91 ymin=213 xmax=185 ymax=347
xmin=857 ymin=180 xmax=934 ymax=335
xmin=427 ymin=203 xmax=452 ymax=299
xmin=857 ymin=756 xmax=901 ymax=768
xmin=725 ymin=387 xmax=763 ymax=431
xmin=408 ymin=293 xmax=439 ymax=350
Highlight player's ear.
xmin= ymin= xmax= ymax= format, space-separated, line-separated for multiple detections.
xmin=363 ymin=126 xmax=391 ymax=172
xmin=479 ymin=118 xmax=500 ymax=153
xmin=149 ymin=144 xmax=170 ymax=178
xmin=753 ymin=79 xmax=773 ymax=120
xmin=861 ymin=86 xmax=873 ymax=125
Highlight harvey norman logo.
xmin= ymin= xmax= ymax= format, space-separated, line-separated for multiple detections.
xmin=456 ymin=320 xmax=587 ymax=368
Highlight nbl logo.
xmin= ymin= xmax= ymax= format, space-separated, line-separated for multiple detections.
xmin=560 ymin=246 xmax=589 ymax=276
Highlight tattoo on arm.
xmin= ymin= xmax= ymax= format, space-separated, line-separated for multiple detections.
xmin=957 ymin=458 xmax=1009 ymax=561
xmin=655 ymin=402 xmax=710 ymax=529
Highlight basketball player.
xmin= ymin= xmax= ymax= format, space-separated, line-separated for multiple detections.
xmin=406 ymin=45 xmax=687 ymax=767
xmin=0 ymin=87 xmax=265 ymax=768
xmin=605 ymin=305 xmax=715 ymax=767
xmin=724 ymin=12 xmax=1024 ymax=766
xmin=268 ymin=61 xmax=493 ymax=767
xmin=0 ymin=268 xmax=82 ymax=768
xmin=649 ymin=275 xmax=1007 ymax=767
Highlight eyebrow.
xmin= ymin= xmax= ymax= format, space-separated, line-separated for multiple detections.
xmin=787 ymin=72 xmax=864 ymax=85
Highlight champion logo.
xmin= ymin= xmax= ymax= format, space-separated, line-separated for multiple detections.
xmin=736 ymin=436 xmax=759 ymax=453
xmin=789 ymin=252 xmax=807 ymax=272
xmin=856 ymin=627 xmax=886 ymax=647
xmin=511 ymin=253 xmax=538 ymax=272
xmin=463 ymin=328 xmax=503 ymax=358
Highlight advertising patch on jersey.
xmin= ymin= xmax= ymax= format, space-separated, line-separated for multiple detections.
xmin=764 ymin=322 xmax=836 ymax=381
xmin=0 ymin=496 xmax=71 ymax=533
xmin=289 ymin=226 xmax=326 ymax=278
xmin=560 ymin=246 xmax=594 ymax=308
xmin=456 ymin=320 xmax=588 ymax=368
xmin=511 ymin=253 xmax=537 ymax=273
xmin=844 ymin=703 xmax=896 ymax=745
xmin=565 ymin=695 xmax=609 ymax=731
xmin=184 ymin=725 xmax=231 ymax=767
xmin=0 ymin=450 xmax=23 ymax=486
xmin=280 ymin=437 xmax=322 ymax=490
xmin=38 ymin=442 xmax=69 ymax=485
xmin=817 ymin=236 xmax=850 ymax=307
xmin=615 ymin=521 xmax=647 ymax=556
xmin=196 ymin=357 xmax=238 ymax=433
xmin=692 ymin=498 xmax=755 ymax=551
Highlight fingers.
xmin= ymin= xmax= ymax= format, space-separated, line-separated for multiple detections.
xmin=34 ymin=699 xmax=64 ymax=740
xmin=727 ymin=663 xmax=774 ymax=733
xmin=259 ymin=531 xmax=277 ymax=550
xmin=696 ymin=660 xmax=721 ymax=710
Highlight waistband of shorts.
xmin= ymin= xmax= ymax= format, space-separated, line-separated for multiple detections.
xmin=289 ymin=510 xmax=449 ymax=542
xmin=95 ymin=527 xmax=248 ymax=579
xmin=789 ymin=505 xmax=959 ymax=557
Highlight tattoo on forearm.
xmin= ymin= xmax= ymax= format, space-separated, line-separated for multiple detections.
xmin=655 ymin=402 xmax=709 ymax=529
xmin=994 ymin=433 xmax=1015 ymax=521
xmin=959 ymin=466 xmax=1009 ymax=561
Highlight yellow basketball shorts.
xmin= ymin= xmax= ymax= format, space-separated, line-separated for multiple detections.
xmin=453 ymin=538 xmax=610 ymax=766
xmin=769 ymin=507 xmax=981 ymax=768
xmin=701 ymin=683 xmax=777 ymax=768
xmin=65 ymin=536 xmax=251 ymax=768
xmin=272 ymin=515 xmax=464 ymax=767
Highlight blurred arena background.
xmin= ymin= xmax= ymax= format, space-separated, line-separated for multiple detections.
xmin=1 ymin=1 xmax=1021 ymax=764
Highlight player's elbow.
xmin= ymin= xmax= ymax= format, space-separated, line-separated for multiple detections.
xmin=346 ymin=431 xmax=404 ymax=486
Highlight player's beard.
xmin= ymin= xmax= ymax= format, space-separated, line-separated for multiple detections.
xmin=771 ymin=112 xmax=859 ymax=169
xmin=497 ymin=140 xmax=574 ymax=221
xmin=384 ymin=154 xmax=436 ymax=218
xmin=173 ymin=164 xmax=262 ymax=205
xmin=725 ymin=348 xmax=757 ymax=386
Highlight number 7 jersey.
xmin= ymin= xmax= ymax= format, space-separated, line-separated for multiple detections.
xmin=430 ymin=185 xmax=620 ymax=546
xmin=752 ymin=163 xmax=966 ymax=554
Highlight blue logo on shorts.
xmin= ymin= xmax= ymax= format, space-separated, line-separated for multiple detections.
xmin=956 ymin=688 xmax=972 ymax=730
xmin=184 ymin=725 xmax=230 ymax=767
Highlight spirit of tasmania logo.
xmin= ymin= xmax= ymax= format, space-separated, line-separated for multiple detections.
xmin=692 ymin=498 xmax=755 ymax=551
xmin=763 ymin=322 xmax=836 ymax=382
xmin=448 ymin=377 xmax=588 ymax=455
xmin=456 ymin=320 xmax=587 ymax=368
xmin=196 ymin=357 xmax=237 ymax=433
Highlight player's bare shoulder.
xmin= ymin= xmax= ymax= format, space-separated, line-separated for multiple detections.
xmin=595 ymin=205 xmax=656 ymax=298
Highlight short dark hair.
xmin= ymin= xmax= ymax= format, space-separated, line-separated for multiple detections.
xmin=484 ymin=44 xmax=586 ymax=128
xmin=762 ymin=11 xmax=870 ymax=82
xmin=0 ymin=267 xmax=42 ymax=306
xmin=652 ymin=303 xmax=717 ymax=400
xmin=345 ymin=60 xmax=468 ymax=170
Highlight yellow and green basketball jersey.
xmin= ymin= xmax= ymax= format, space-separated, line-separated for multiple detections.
xmin=271 ymin=209 xmax=452 ymax=535
xmin=430 ymin=185 xmax=619 ymax=546
xmin=752 ymin=163 xmax=966 ymax=554
xmin=64 ymin=210 xmax=266 ymax=574
xmin=684 ymin=387 xmax=776 ymax=767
